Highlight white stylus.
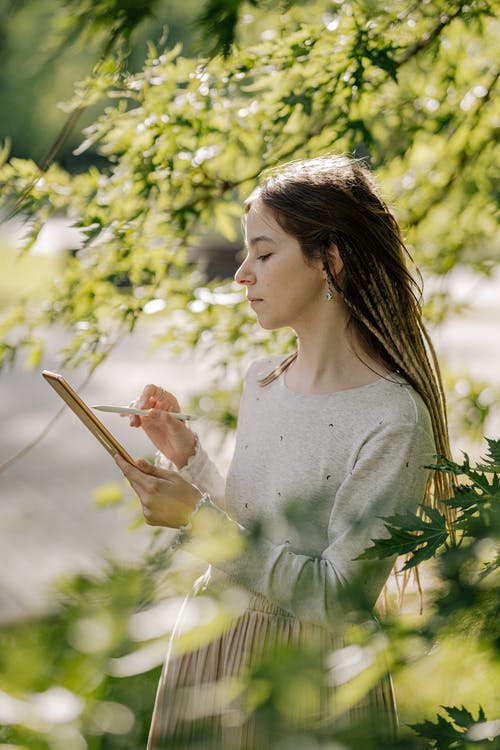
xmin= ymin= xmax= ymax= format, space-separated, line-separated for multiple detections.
xmin=93 ymin=405 xmax=196 ymax=421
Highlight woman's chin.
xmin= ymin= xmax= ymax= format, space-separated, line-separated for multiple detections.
xmin=256 ymin=315 xmax=279 ymax=331
xmin=251 ymin=307 xmax=285 ymax=330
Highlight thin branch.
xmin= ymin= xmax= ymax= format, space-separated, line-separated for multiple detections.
xmin=1 ymin=26 xmax=125 ymax=221
xmin=396 ymin=2 xmax=469 ymax=65
xmin=0 ymin=331 xmax=126 ymax=475
xmin=406 ymin=68 xmax=500 ymax=229
xmin=38 ymin=108 xmax=85 ymax=173
xmin=0 ymin=401 xmax=70 ymax=474
xmin=0 ymin=3 xmax=491 ymax=473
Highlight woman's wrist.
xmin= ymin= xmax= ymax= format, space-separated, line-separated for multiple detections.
xmin=171 ymin=433 xmax=198 ymax=469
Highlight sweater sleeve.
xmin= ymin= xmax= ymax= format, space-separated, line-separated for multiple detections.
xmin=155 ymin=438 xmax=226 ymax=511
xmin=180 ymin=421 xmax=434 ymax=629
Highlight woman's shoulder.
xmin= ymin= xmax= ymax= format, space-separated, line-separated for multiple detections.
xmin=368 ymin=375 xmax=432 ymax=433
xmin=241 ymin=361 xmax=433 ymax=436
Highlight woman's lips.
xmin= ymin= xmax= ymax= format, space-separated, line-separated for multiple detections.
xmin=248 ymin=298 xmax=263 ymax=306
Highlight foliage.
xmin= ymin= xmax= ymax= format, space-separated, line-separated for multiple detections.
xmin=359 ymin=438 xmax=500 ymax=686
xmin=194 ymin=0 xmax=258 ymax=57
xmin=0 ymin=3 xmax=499 ymax=747
xmin=53 ymin=0 xmax=162 ymax=48
xmin=1 ymin=441 xmax=499 ymax=748
xmin=0 ymin=0 xmax=204 ymax=167
xmin=359 ymin=504 xmax=450 ymax=568
xmin=0 ymin=562 xmax=162 ymax=749
xmin=411 ymin=705 xmax=494 ymax=749
xmin=360 ymin=438 xmax=500 ymax=571
xmin=0 ymin=0 xmax=498 ymax=387
xmin=445 ymin=373 xmax=500 ymax=443
xmin=361 ymin=439 xmax=500 ymax=746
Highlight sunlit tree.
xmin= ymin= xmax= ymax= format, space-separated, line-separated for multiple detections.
xmin=1 ymin=0 xmax=498 ymax=384
xmin=0 ymin=2 xmax=499 ymax=747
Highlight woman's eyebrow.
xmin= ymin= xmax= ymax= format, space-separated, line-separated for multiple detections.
xmin=248 ymin=235 xmax=276 ymax=248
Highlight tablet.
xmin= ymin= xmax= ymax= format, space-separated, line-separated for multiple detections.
xmin=42 ymin=370 xmax=135 ymax=464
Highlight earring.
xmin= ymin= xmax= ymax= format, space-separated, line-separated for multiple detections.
xmin=326 ymin=287 xmax=334 ymax=301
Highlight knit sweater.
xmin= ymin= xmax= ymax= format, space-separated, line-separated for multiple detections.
xmin=157 ymin=355 xmax=435 ymax=630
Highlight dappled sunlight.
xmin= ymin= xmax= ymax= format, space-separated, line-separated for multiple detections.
xmin=1 ymin=0 xmax=498 ymax=747
xmin=107 ymin=642 xmax=169 ymax=679
xmin=0 ymin=686 xmax=83 ymax=731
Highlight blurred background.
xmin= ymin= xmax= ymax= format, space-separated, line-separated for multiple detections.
xmin=0 ymin=1 xmax=499 ymax=748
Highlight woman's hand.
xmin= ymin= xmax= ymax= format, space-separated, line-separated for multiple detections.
xmin=115 ymin=455 xmax=202 ymax=528
xmin=126 ymin=384 xmax=196 ymax=468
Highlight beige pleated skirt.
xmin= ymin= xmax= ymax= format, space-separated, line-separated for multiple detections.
xmin=147 ymin=571 xmax=397 ymax=749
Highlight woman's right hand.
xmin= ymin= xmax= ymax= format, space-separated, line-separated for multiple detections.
xmin=126 ymin=384 xmax=197 ymax=469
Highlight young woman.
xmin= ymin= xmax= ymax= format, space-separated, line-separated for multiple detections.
xmin=115 ymin=154 xmax=451 ymax=748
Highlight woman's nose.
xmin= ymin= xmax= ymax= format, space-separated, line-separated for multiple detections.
xmin=234 ymin=257 xmax=255 ymax=285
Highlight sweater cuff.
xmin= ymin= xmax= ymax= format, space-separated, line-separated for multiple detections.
xmin=155 ymin=434 xmax=206 ymax=481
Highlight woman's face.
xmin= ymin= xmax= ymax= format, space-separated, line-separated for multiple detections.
xmin=235 ymin=198 xmax=326 ymax=331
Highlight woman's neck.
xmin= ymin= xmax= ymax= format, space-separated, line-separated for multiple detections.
xmin=287 ymin=312 xmax=391 ymax=395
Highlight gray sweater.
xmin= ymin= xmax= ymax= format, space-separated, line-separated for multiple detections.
xmin=159 ymin=356 xmax=435 ymax=629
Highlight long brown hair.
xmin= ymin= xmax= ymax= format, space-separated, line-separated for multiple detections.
xmin=244 ymin=155 xmax=452 ymax=523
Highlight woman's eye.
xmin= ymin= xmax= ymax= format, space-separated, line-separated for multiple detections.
xmin=257 ymin=253 xmax=272 ymax=262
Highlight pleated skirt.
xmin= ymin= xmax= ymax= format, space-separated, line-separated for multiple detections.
xmin=147 ymin=573 xmax=397 ymax=750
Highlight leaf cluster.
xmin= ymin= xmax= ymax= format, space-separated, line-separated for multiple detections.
xmin=411 ymin=705 xmax=496 ymax=749
xmin=1 ymin=439 xmax=499 ymax=748
xmin=360 ymin=439 xmax=500 ymax=655
xmin=0 ymin=0 xmax=498 ymax=376
xmin=0 ymin=562 xmax=161 ymax=749
xmin=360 ymin=438 xmax=500 ymax=569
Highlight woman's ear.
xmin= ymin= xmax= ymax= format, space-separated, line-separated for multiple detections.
xmin=328 ymin=243 xmax=344 ymax=277
xmin=318 ymin=241 xmax=344 ymax=283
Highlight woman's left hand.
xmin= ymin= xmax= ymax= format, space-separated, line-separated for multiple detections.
xmin=115 ymin=455 xmax=202 ymax=528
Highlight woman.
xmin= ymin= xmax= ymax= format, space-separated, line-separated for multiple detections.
xmin=116 ymin=154 xmax=451 ymax=748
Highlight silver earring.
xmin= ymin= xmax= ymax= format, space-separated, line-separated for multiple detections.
xmin=326 ymin=288 xmax=333 ymax=301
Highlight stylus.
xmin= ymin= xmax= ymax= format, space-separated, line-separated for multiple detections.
xmin=93 ymin=405 xmax=196 ymax=421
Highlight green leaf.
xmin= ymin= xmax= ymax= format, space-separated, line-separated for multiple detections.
xmin=410 ymin=705 xmax=489 ymax=747
xmin=410 ymin=713 xmax=464 ymax=746
xmin=357 ymin=505 xmax=448 ymax=569
xmin=92 ymin=481 xmax=124 ymax=507
xmin=194 ymin=0 xmax=247 ymax=57
xmin=476 ymin=438 xmax=500 ymax=473
xmin=444 ymin=704 xmax=486 ymax=730
xmin=23 ymin=339 xmax=44 ymax=370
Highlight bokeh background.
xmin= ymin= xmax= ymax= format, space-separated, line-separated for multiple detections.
xmin=0 ymin=1 xmax=499 ymax=748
